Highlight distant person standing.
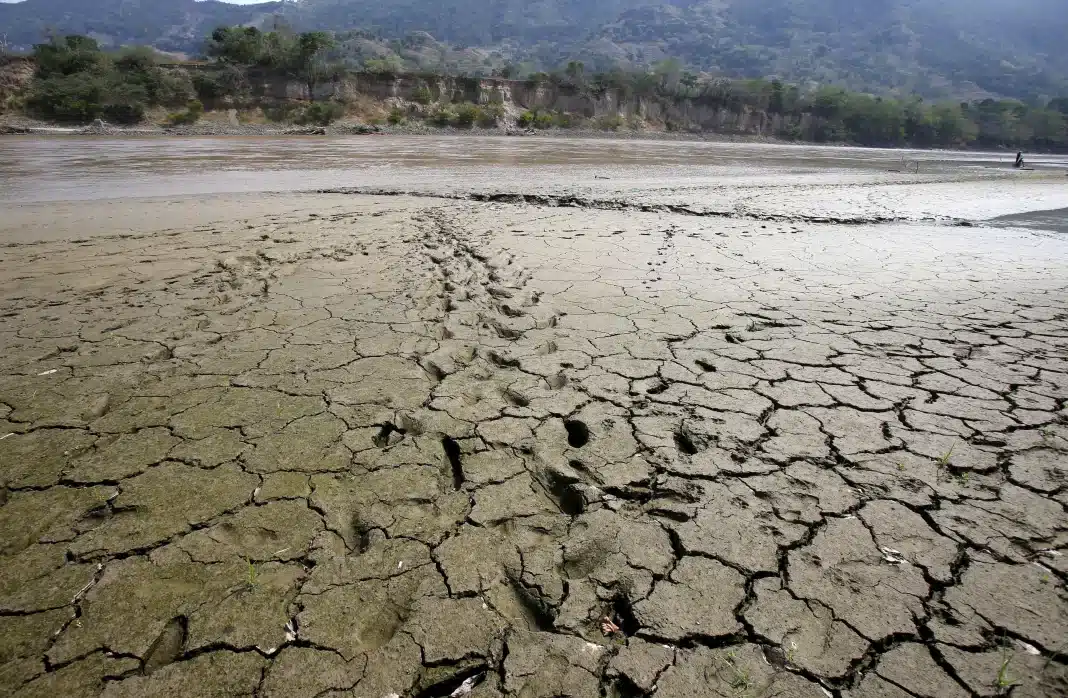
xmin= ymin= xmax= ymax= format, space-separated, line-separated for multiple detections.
xmin=1015 ymin=152 xmax=1025 ymax=168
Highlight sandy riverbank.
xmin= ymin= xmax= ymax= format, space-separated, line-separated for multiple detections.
xmin=0 ymin=147 xmax=1066 ymax=697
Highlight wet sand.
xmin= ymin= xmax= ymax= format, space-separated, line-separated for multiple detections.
xmin=992 ymin=207 xmax=1068 ymax=236
xmin=0 ymin=138 xmax=1066 ymax=697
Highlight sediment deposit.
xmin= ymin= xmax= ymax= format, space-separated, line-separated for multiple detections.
xmin=0 ymin=140 xmax=1066 ymax=697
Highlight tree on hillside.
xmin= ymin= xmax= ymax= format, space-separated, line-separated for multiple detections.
xmin=294 ymin=30 xmax=335 ymax=98
xmin=564 ymin=60 xmax=585 ymax=86
xmin=33 ymin=35 xmax=108 ymax=78
xmin=205 ymin=25 xmax=336 ymax=98
xmin=207 ymin=27 xmax=266 ymax=65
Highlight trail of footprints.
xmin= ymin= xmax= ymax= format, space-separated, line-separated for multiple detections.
xmin=0 ymin=198 xmax=1065 ymax=698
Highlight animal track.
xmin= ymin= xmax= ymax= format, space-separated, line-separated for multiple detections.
xmin=564 ymin=419 xmax=591 ymax=448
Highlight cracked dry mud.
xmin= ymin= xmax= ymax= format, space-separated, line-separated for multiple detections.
xmin=0 ymin=185 xmax=1066 ymax=698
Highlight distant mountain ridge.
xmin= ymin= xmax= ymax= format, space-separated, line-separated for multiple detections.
xmin=0 ymin=0 xmax=286 ymax=54
xmin=2 ymin=0 xmax=1065 ymax=100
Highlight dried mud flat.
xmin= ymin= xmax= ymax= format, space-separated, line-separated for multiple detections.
xmin=1 ymin=187 xmax=1067 ymax=698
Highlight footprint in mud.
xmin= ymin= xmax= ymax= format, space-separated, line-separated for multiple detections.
xmin=488 ymin=320 xmax=523 ymax=340
xmin=501 ymin=387 xmax=531 ymax=408
xmin=673 ymin=429 xmax=699 ymax=455
xmin=645 ymin=380 xmax=669 ymax=395
xmin=486 ymin=252 xmax=515 ymax=270
xmin=422 ymin=361 xmax=447 ymax=383
xmin=143 ymin=617 xmax=187 ymax=674
xmin=441 ymin=436 xmax=464 ymax=490
xmin=545 ymin=472 xmax=586 ymax=516
xmin=396 ymin=412 xmax=425 ymax=436
xmin=452 ymin=345 xmax=477 ymax=364
xmin=535 ymin=314 xmax=559 ymax=330
xmin=486 ymin=351 xmax=521 ymax=369
xmin=372 ymin=422 xmax=406 ymax=447
xmin=498 ymin=304 xmax=526 ymax=318
xmin=564 ymin=419 xmax=590 ymax=448
xmin=537 ymin=341 xmax=558 ymax=355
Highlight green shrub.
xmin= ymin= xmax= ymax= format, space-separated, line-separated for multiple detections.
xmin=533 ymin=111 xmax=555 ymax=129
xmin=167 ymin=99 xmax=204 ymax=125
xmin=112 ymin=46 xmax=156 ymax=74
xmin=101 ymin=100 xmax=145 ymax=125
xmin=27 ymin=71 xmax=148 ymax=124
xmin=297 ymin=101 xmax=345 ymax=126
xmin=517 ymin=109 xmax=564 ymax=129
xmin=27 ymin=73 xmax=107 ymax=122
xmin=152 ymin=68 xmax=195 ymax=106
xmin=192 ymin=72 xmax=224 ymax=101
xmin=263 ymin=103 xmax=301 ymax=123
xmin=428 ymin=106 xmax=455 ymax=126
xmin=387 ymin=107 xmax=405 ymax=125
xmin=413 ymin=84 xmax=433 ymax=105
xmin=477 ymin=103 xmax=503 ymax=127
xmin=452 ymin=103 xmax=480 ymax=128
xmin=33 ymin=36 xmax=108 ymax=79
xmin=553 ymin=111 xmax=581 ymax=128
xmin=192 ymin=65 xmax=249 ymax=103
xmin=595 ymin=114 xmax=624 ymax=131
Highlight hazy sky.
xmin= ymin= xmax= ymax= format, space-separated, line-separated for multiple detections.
xmin=0 ymin=1 xmax=281 ymax=3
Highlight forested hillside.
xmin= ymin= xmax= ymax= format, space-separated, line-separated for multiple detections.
xmin=1 ymin=0 xmax=1065 ymax=101
xmin=7 ymin=28 xmax=1066 ymax=153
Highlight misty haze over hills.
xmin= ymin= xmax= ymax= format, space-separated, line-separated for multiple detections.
xmin=1 ymin=0 xmax=1065 ymax=100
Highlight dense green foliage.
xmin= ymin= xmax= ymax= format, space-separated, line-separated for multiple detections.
xmin=25 ymin=36 xmax=194 ymax=123
xmin=166 ymin=99 xmax=204 ymax=125
xmin=205 ymin=26 xmax=337 ymax=93
xmin=421 ymin=102 xmax=503 ymax=129
xmin=15 ymin=27 xmax=1068 ymax=150
xmin=207 ymin=26 xmax=334 ymax=73
xmin=559 ymin=70 xmax=1068 ymax=150
xmin=2 ymin=0 xmax=1066 ymax=101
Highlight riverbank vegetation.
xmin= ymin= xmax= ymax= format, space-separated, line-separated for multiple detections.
xmin=23 ymin=36 xmax=193 ymax=123
xmin=6 ymin=28 xmax=1067 ymax=151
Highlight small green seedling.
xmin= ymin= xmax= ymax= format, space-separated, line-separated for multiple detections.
xmin=730 ymin=667 xmax=752 ymax=692
xmin=958 ymin=472 xmax=971 ymax=487
xmin=995 ymin=650 xmax=1021 ymax=694
xmin=245 ymin=558 xmax=258 ymax=591
xmin=722 ymin=650 xmax=753 ymax=695
xmin=784 ymin=639 xmax=798 ymax=665
xmin=934 ymin=446 xmax=955 ymax=482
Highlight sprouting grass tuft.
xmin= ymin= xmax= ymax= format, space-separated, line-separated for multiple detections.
xmin=995 ymin=649 xmax=1021 ymax=694
xmin=245 ymin=558 xmax=258 ymax=591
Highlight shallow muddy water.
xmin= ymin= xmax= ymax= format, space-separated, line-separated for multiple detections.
xmin=1 ymin=136 xmax=1066 ymax=216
